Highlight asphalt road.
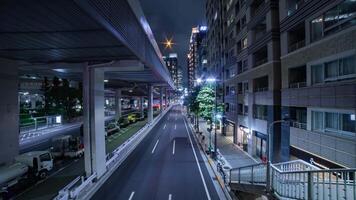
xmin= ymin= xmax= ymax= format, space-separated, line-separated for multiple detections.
xmin=92 ymin=105 xmax=220 ymax=200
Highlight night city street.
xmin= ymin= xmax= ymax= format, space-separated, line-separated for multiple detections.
xmin=0 ymin=0 xmax=356 ymax=200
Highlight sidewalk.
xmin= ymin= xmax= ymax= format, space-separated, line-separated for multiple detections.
xmin=196 ymin=118 xmax=258 ymax=169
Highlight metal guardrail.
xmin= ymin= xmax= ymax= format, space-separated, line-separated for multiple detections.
xmin=229 ymin=160 xmax=356 ymax=199
xmin=289 ymin=82 xmax=307 ymax=89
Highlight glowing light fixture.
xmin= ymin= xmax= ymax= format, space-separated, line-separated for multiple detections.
xmin=163 ymin=37 xmax=175 ymax=49
xmin=206 ymin=77 xmax=216 ymax=83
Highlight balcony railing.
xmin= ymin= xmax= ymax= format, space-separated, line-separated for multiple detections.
xmin=289 ymin=81 xmax=307 ymax=88
xmin=254 ymin=87 xmax=268 ymax=92
xmin=288 ymin=39 xmax=305 ymax=53
xmin=254 ymin=58 xmax=268 ymax=67
xmin=290 ymin=121 xmax=307 ymax=130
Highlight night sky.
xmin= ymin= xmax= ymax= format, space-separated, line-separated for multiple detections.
xmin=139 ymin=0 xmax=206 ymax=85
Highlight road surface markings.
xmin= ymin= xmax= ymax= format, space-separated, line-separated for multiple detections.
xmin=184 ymin=119 xmax=211 ymax=200
xmin=168 ymin=194 xmax=172 ymax=200
xmin=172 ymin=140 xmax=175 ymax=155
xmin=128 ymin=191 xmax=135 ymax=200
xmin=152 ymin=139 xmax=160 ymax=154
xmin=174 ymin=124 xmax=176 ymax=130
xmin=163 ymin=124 xmax=166 ymax=129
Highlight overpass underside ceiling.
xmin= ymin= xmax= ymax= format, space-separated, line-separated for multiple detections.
xmin=0 ymin=0 xmax=171 ymax=87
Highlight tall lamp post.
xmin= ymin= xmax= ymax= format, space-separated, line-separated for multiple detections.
xmin=267 ymin=118 xmax=292 ymax=163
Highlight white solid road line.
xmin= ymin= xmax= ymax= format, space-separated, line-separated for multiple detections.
xmin=151 ymin=139 xmax=160 ymax=154
xmin=163 ymin=124 xmax=166 ymax=129
xmin=172 ymin=140 xmax=175 ymax=155
xmin=128 ymin=191 xmax=135 ymax=200
xmin=174 ymin=124 xmax=176 ymax=130
xmin=168 ymin=194 xmax=172 ymax=200
xmin=183 ymin=119 xmax=211 ymax=200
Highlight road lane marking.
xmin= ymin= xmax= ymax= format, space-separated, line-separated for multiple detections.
xmin=184 ymin=119 xmax=211 ymax=200
xmin=163 ymin=124 xmax=166 ymax=129
xmin=173 ymin=140 xmax=175 ymax=155
xmin=168 ymin=194 xmax=172 ymax=200
xmin=174 ymin=124 xmax=176 ymax=130
xmin=128 ymin=191 xmax=135 ymax=200
xmin=151 ymin=139 xmax=160 ymax=154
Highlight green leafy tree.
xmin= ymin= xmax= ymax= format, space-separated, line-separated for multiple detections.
xmin=184 ymin=86 xmax=200 ymax=131
xmin=196 ymin=86 xmax=215 ymax=121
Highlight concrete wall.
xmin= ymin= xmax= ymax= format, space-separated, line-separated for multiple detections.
xmin=290 ymin=127 xmax=356 ymax=168
xmin=0 ymin=59 xmax=19 ymax=165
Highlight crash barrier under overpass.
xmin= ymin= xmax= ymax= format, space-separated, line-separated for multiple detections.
xmin=54 ymin=105 xmax=173 ymax=200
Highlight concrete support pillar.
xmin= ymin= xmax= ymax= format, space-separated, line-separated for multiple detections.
xmin=115 ymin=89 xmax=122 ymax=120
xmin=83 ymin=65 xmax=106 ymax=178
xmin=0 ymin=59 xmax=19 ymax=165
xmin=165 ymin=88 xmax=168 ymax=109
xmin=148 ymin=85 xmax=153 ymax=123
xmin=140 ymin=96 xmax=145 ymax=119
xmin=31 ymin=96 xmax=36 ymax=109
xmin=159 ymin=87 xmax=163 ymax=112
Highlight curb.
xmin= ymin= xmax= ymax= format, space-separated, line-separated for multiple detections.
xmin=185 ymin=115 xmax=233 ymax=200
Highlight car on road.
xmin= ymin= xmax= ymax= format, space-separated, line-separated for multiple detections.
xmin=51 ymin=135 xmax=84 ymax=158
xmin=105 ymin=122 xmax=120 ymax=137
xmin=0 ymin=151 xmax=53 ymax=197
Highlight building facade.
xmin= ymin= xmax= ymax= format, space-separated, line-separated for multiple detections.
xmin=187 ymin=26 xmax=208 ymax=93
xmin=163 ymin=53 xmax=179 ymax=89
xmin=279 ymin=0 xmax=356 ymax=168
xmin=206 ymin=0 xmax=356 ymax=167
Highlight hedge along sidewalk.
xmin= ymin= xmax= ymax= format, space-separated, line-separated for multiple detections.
xmin=106 ymin=119 xmax=148 ymax=153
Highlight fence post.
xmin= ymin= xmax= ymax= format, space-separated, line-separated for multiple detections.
xmin=251 ymin=166 xmax=254 ymax=184
xmin=266 ymin=162 xmax=271 ymax=192
xmin=307 ymin=171 xmax=313 ymax=200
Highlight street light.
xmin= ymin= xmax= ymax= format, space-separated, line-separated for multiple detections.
xmin=196 ymin=78 xmax=203 ymax=84
xmin=267 ymin=117 xmax=292 ymax=163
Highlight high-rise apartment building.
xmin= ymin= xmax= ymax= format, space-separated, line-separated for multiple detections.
xmin=163 ymin=53 xmax=179 ymax=89
xmin=206 ymin=0 xmax=356 ymax=167
xmin=187 ymin=26 xmax=208 ymax=93
xmin=177 ymin=67 xmax=183 ymax=91
xmin=279 ymin=0 xmax=356 ymax=168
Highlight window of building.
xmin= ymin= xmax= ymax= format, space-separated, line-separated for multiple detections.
xmin=229 ymin=66 xmax=237 ymax=78
xmin=237 ymin=61 xmax=242 ymax=74
xmin=242 ymin=59 xmax=248 ymax=72
xmin=242 ymin=37 xmax=248 ymax=49
xmin=243 ymin=82 xmax=249 ymax=93
xmin=244 ymin=105 xmax=249 ymax=115
xmin=253 ymin=76 xmax=269 ymax=92
xmin=253 ymin=105 xmax=267 ymax=120
xmin=310 ymin=0 xmax=356 ymax=42
xmin=226 ymin=86 xmax=230 ymax=96
xmin=238 ymin=104 xmax=243 ymax=115
xmin=230 ymin=86 xmax=236 ymax=95
xmin=237 ymin=82 xmax=243 ymax=94
xmin=241 ymin=15 xmax=246 ymax=27
xmin=312 ymin=110 xmax=356 ymax=134
xmin=311 ymin=55 xmax=356 ymax=84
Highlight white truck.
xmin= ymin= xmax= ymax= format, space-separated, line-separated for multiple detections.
xmin=0 ymin=151 xmax=53 ymax=194
xmin=51 ymin=135 xmax=84 ymax=158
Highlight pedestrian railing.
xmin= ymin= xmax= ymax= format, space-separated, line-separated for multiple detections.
xmin=229 ymin=160 xmax=356 ymax=199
